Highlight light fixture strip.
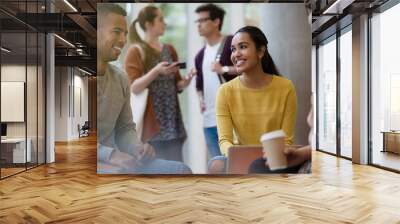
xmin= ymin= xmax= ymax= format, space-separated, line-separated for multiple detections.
xmin=78 ymin=67 xmax=92 ymax=76
xmin=63 ymin=0 xmax=78 ymax=12
xmin=54 ymin=34 xmax=75 ymax=48
xmin=322 ymin=0 xmax=342 ymax=14
xmin=1 ymin=47 xmax=11 ymax=53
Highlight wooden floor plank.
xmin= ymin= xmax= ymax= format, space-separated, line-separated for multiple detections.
xmin=0 ymin=135 xmax=399 ymax=223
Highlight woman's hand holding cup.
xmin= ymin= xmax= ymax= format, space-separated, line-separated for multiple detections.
xmin=260 ymin=130 xmax=287 ymax=170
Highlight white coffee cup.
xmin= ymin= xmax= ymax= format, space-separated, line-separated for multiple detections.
xmin=260 ymin=130 xmax=287 ymax=170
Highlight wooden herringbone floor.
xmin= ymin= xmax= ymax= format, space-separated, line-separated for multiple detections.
xmin=0 ymin=135 xmax=400 ymax=224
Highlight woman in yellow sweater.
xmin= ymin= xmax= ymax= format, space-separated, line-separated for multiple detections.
xmin=208 ymin=26 xmax=297 ymax=174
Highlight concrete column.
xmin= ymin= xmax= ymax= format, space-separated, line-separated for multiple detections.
xmin=46 ymin=33 xmax=55 ymax=163
xmin=352 ymin=14 xmax=369 ymax=164
xmin=261 ymin=4 xmax=312 ymax=145
xmin=185 ymin=3 xmax=207 ymax=173
xmin=45 ymin=0 xmax=55 ymax=163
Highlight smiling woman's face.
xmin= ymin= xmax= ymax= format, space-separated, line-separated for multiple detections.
xmin=230 ymin=32 xmax=264 ymax=74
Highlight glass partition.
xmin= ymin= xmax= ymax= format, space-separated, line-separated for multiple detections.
xmin=0 ymin=0 xmax=46 ymax=179
xmin=1 ymin=31 xmax=28 ymax=177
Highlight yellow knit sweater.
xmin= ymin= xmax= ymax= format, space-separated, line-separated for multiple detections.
xmin=216 ymin=76 xmax=297 ymax=156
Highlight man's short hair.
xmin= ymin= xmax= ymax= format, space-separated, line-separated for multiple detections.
xmin=195 ymin=3 xmax=225 ymax=31
xmin=98 ymin=3 xmax=126 ymax=17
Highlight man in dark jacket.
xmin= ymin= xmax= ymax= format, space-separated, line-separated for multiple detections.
xmin=194 ymin=4 xmax=237 ymax=158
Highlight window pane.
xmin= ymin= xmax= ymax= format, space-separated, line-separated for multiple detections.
xmin=340 ymin=29 xmax=352 ymax=158
xmin=318 ymin=37 xmax=337 ymax=154
xmin=371 ymin=3 xmax=400 ymax=171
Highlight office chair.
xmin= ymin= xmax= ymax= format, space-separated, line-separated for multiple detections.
xmin=79 ymin=121 xmax=90 ymax=138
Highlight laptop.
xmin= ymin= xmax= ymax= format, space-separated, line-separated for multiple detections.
xmin=226 ymin=145 xmax=263 ymax=174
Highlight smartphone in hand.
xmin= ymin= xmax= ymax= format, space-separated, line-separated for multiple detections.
xmin=175 ymin=62 xmax=186 ymax=69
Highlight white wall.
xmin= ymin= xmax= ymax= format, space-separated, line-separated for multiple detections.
xmin=1 ymin=64 xmax=46 ymax=164
xmin=55 ymin=67 xmax=68 ymax=141
xmin=1 ymin=65 xmax=26 ymax=140
xmin=1 ymin=66 xmax=26 ymax=131
xmin=54 ymin=67 xmax=89 ymax=141
xmin=1 ymin=65 xmax=34 ymax=137
xmin=73 ymin=73 xmax=89 ymax=137
xmin=1 ymin=82 xmax=25 ymax=122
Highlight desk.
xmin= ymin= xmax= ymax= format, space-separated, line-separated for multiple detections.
xmin=1 ymin=138 xmax=31 ymax=163
xmin=382 ymin=131 xmax=400 ymax=154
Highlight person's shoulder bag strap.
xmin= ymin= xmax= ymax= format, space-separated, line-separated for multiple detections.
xmin=215 ymin=36 xmax=228 ymax=84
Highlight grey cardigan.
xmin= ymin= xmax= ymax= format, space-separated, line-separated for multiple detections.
xmin=97 ymin=63 xmax=140 ymax=162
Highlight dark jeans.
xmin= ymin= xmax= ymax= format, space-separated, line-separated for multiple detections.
xmin=248 ymin=157 xmax=303 ymax=174
xmin=150 ymin=138 xmax=184 ymax=162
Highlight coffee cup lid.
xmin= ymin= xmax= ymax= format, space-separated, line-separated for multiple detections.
xmin=260 ymin=130 xmax=286 ymax=142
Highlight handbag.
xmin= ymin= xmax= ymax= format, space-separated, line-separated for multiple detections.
xmin=130 ymin=88 xmax=149 ymax=141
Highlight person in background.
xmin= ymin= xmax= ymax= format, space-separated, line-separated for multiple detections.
xmin=97 ymin=3 xmax=191 ymax=174
xmin=208 ymin=26 xmax=297 ymax=174
xmin=124 ymin=5 xmax=195 ymax=162
xmin=194 ymin=3 xmax=237 ymax=159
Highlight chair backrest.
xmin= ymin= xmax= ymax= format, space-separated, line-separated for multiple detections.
xmin=227 ymin=146 xmax=263 ymax=174
xmin=82 ymin=121 xmax=90 ymax=129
